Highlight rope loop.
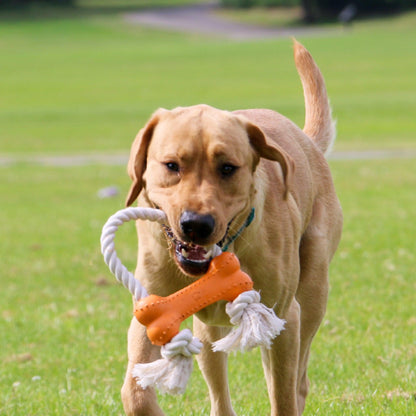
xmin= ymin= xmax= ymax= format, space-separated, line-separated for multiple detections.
xmin=100 ymin=207 xmax=167 ymax=301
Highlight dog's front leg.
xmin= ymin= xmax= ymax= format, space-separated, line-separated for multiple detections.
xmin=261 ymin=299 xmax=301 ymax=416
xmin=193 ymin=316 xmax=237 ymax=416
xmin=121 ymin=316 xmax=165 ymax=416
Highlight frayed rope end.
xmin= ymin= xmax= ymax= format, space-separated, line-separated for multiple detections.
xmin=131 ymin=329 xmax=202 ymax=395
xmin=212 ymin=290 xmax=285 ymax=353
xmin=132 ymin=355 xmax=193 ymax=395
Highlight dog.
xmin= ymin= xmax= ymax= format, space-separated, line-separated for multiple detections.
xmin=121 ymin=40 xmax=343 ymax=416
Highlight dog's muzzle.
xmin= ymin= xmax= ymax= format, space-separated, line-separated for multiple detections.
xmin=162 ymin=209 xmax=254 ymax=277
xmin=163 ymin=225 xmax=218 ymax=276
xmin=159 ymin=211 xmax=218 ymax=276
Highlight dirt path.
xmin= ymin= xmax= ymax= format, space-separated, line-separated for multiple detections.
xmin=124 ymin=2 xmax=331 ymax=40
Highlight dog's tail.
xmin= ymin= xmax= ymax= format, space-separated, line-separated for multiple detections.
xmin=293 ymin=40 xmax=336 ymax=156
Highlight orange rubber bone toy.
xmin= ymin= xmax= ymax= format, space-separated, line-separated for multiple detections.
xmin=102 ymin=207 xmax=284 ymax=395
xmin=135 ymin=252 xmax=253 ymax=346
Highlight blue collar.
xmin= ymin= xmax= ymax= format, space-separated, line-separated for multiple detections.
xmin=222 ymin=208 xmax=255 ymax=252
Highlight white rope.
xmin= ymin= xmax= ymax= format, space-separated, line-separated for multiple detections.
xmin=100 ymin=207 xmax=166 ymax=301
xmin=100 ymin=206 xmax=285 ymax=395
xmin=100 ymin=207 xmax=204 ymax=394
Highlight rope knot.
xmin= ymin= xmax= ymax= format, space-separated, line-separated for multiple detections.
xmin=132 ymin=329 xmax=203 ymax=395
xmin=225 ymin=290 xmax=261 ymax=324
xmin=213 ymin=290 xmax=286 ymax=353
xmin=161 ymin=329 xmax=203 ymax=359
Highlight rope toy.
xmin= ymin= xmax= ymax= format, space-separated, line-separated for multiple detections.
xmin=100 ymin=207 xmax=285 ymax=395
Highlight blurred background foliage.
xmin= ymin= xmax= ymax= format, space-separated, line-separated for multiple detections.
xmin=221 ymin=0 xmax=416 ymax=22
xmin=2 ymin=0 xmax=416 ymax=23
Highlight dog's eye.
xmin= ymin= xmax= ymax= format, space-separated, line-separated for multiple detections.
xmin=165 ymin=162 xmax=180 ymax=173
xmin=220 ymin=164 xmax=238 ymax=178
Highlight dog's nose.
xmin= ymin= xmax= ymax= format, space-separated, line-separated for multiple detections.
xmin=180 ymin=211 xmax=215 ymax=243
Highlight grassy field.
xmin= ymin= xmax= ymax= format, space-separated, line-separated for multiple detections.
xmin=1 ymin=3 xmax=415 ymax=416
xmin=1 ymin=5 xmax=416 ymax=153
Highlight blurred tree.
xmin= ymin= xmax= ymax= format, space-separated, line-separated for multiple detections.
xmin=301 ymin=0 xmax=416 ymax=21
xmin=220 ymin=0 xmax=416 ymax=21
xmin=0 ymin=0 xmax=74 ymax=9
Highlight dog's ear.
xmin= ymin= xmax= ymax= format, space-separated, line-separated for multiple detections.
xmin=244 ymin=120 xmax=294 ymax=199
xmin=125 ymin=109 xmax=166 ymax=206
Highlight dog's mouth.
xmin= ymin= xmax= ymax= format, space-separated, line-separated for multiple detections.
xmin=163 ymin=226 xmax=225 ymax=276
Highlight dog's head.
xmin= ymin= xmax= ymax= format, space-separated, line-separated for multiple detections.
xmin=126 ymin=105 xmax=293 ymax=276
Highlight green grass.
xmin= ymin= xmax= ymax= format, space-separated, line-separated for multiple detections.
xmin=1 ymin=8 xmax=416 ymax=154
xmin=1 ymin=160 xmax=415 ymax=415
xmin=1 ymin=4 xmax=415 ymax=416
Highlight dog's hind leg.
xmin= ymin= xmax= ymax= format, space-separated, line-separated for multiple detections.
xmin=193 ymin=317 xmax=237 ymax=416
xmin=261 ymin=299 xmax=301 ymax=416
xmin=295 ymin=241 xmax=329 ymax=414
xmin=296 ymin=198 xmax=342 ymax=412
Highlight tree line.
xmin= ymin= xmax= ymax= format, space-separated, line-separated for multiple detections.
xmin=221 ymin=0 xmax=416 ymax=22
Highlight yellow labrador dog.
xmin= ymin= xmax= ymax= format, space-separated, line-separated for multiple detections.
xmin=121 ymin=41 xmax=342 ymax=416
